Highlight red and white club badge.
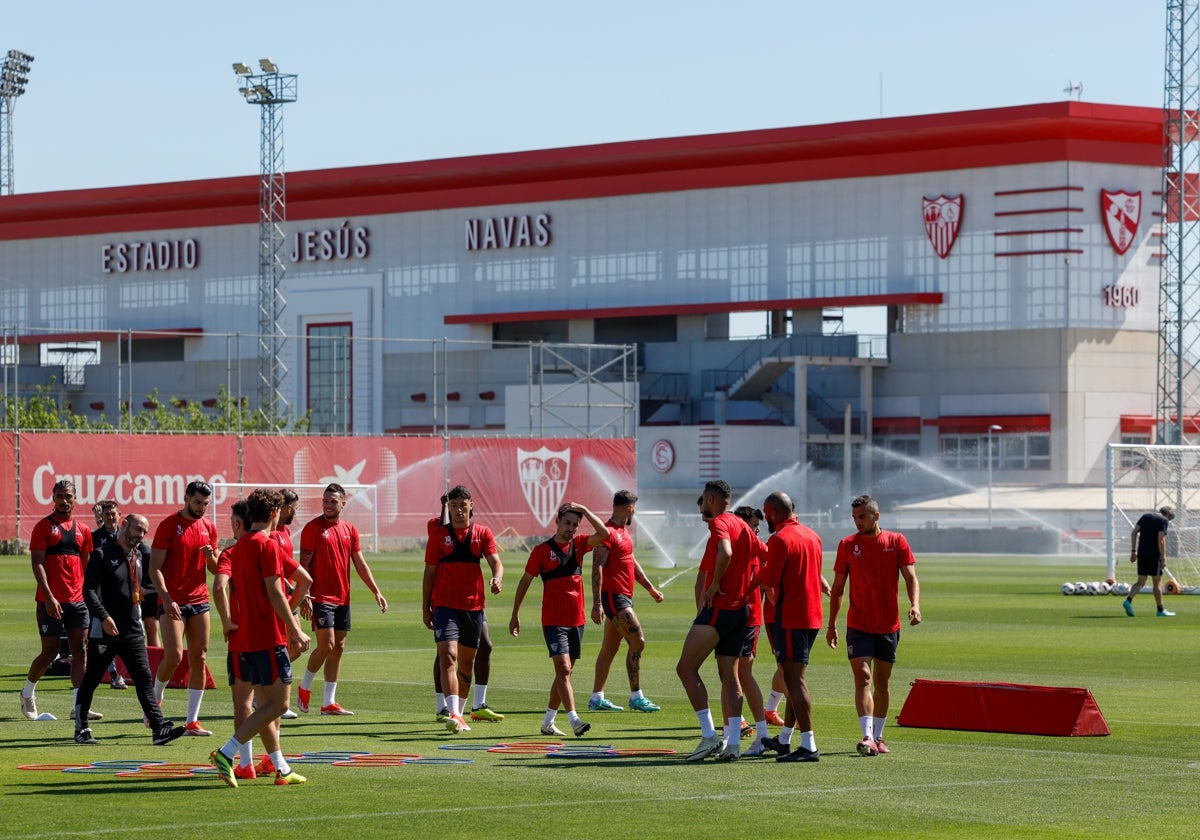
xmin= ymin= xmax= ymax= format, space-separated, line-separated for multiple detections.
xmin=922 ymin=195 xmax=963 ymax=259
xmin=1101 ymin=189 xmax=1141 ymax=255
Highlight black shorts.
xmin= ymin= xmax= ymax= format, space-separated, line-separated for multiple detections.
xmin=226 ymin=649 xmax=236 ymax=687
xmin=845 ymin=627 xmax=900 ymax=663
xmin=159 ymin=601 xmax=211 ymax=620
xmin=739 ymin=624 xmax=759 ymax=658
xmin=311 ymin=602 xmax=352 ymax=632
xmin=600 ymin=591 xmax=634 ymax=620
xmin=37 ymin=601 xmax=89 ymax=636
xmin=773 ymin=627 xmax=820 ymax=664
xmin=433 ymin=606 xmax=483 ymax=648
xmin=1136 ymin=554 xmax=1165 ymax=577
xmin=543 ymin=625 xmax=584 ymax=660
xmin=140 ymin=591 xmax=159 ymax=620
xmin=693 ymin=604 xmax=751 ymax=657
xmin=234 ymin=646 xmax=293 ymax=686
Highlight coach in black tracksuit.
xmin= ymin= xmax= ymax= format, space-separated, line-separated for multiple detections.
xmin=75 ymin=513 xmax=184 ymax=746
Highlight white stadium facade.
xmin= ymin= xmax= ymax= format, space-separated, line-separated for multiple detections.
xmin=0 ymin=100 xmax=1165 ymax=548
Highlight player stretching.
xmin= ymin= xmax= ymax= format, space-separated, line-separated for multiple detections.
xmin=296 ymin=483 xmax=388 ymax=716
xmin=587 ymin=490 xmax=665 ymax=715
xmin=423 ymin=486 xmax=504 ymax=733
xmin=149 ymin=480 xmax=218 ymax=736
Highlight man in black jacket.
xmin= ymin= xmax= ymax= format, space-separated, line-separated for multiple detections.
xmin=74 ymin=513 xmax=185 ymax=747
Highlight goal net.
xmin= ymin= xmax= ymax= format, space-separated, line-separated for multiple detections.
xmin=209 ymin=483 xmax=379 ymax=554
xmin=1106 ymin=444 xmax=1199 ymax=591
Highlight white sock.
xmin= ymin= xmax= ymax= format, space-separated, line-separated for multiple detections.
xmin=300 ymin=669 xmax=316 ymax=692
xmin=696 ymin=708 xmax=716 ymax=738
xmin=72 ymin=688 xmax=79 ymax=706
xmin=323 ymin=682 xmax=337 ymax=708
xmin=239 ymin=740 xmax=253 ymax=767
xmin=859 ymin=715 xmax=873 ymax=738
xmin=779 ymin=725 xmax=794 ymax=745
xmin=568 ymin=709 xmax=581 ymax=725
xmin=766 ymin=689 xmax=784 ymax=712
xmin=153 ymin=678 xmax=168 ymax=705
xmin=630 ymin=689 xmax=645 ymax=702
xmin=220 ymin=736 xmax=242 ymax=759
xmin=542 ymin=708 xmax=557 ymax=727
xmin=756 ymin=719 xmax=769 ymax=741
xmin=590 ymin=690 xmax=603 ymax=703
xmin=446 ymin=693 xmax=460 ymax=717
xmin=22 ymin=679 xmax=37 ymax=698
xmin=727 ymin=717 xmax=741 ymax=744
xmin=873 ymin=716 xmax=887 ymax=740
xmin=186 ymin=688 xmax=203 ymax=723
xmin=270 ymin=749 xmax=290 ymax=776
xmin=800 ymin=730 xmax=817 ymax=752
xmin=435 ymin=692 xmax=445 ymax=712
xmin=473 ymin=684 xmax=488 ymax=708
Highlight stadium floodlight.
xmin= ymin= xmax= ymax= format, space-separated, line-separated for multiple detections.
xmin=1 ymin=47 xmax=34 ymax=194
xmin=259 ymin=57 xmax=279 ymax=74
xmin=987 ymin=424 xmax=1002 ymax=527
xmin=232 ymin=62 xmax=252 ymax=75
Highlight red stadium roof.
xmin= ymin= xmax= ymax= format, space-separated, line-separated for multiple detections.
xmin=0 ymin=100 xmax=1162 ymax=241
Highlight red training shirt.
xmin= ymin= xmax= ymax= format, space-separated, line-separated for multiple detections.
xmin=761 ymin=519 xmax=824 ymax=630
xmin=229 ymin=529 xmax=288 ymax=652
xmin=300 ymin=516 xmax=360 ymax=606
xmin=703 ymin=512 xmax=757 ymax=610
xmin=425 ymin=520 xmax=499 ymax=611
xmin=598 ymin=520 xmax=637 ymax=596
xmin=524 ymin=533 xmax=593 ymax=627
xmin=30 ymin=514 xmax=92 ymax=603
xmin=833 ymin=529 xmax=916 ymax=634
xmin=151 ymin=512 xmax=217 ymax=605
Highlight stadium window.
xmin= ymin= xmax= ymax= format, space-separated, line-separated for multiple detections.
xmin=307 ymin=323 xmax=352 ymax=434
xmin=1119 ymin=436 xmax=1150 ymax=468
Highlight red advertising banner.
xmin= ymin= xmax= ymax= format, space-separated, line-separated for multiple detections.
xmin=0 ymin=432 xmax=14 ymax=543
xmin=5 ymin=433 xmax=636 ymax=544
xmin=448 ymin=438 xmax=636 ymax=539
xmin=241 ymin=435 xmax=445 ymax=538
xmin=16 ymin=433 xmax=240 ymax=543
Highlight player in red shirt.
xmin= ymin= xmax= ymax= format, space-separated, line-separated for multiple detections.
xmin=296 ymin=483 xmax=388 ymax=716
xmin=209 ymin=488 xmax=311 ymax=787
xmin=270 ymin=488 xmax=305 ymax=722
xmin=676 ymin=479 xmax=758 ymax=762
xmin=826 ymin=494 xmax=922 ymax=757
xmin=21 ymin=479 xmax=96 ymax=721
xmin=149 ymin=480 xmax=218 ymax=736
xmin=756 ymin=492 xmax=825 ymax=762
xmin=509 ymin=502 xmax=608 ymax=738
xmin=732 ymin=505 xmax=771 ymax=755
xmin=423 ymin=485 xmax=504 ymax=733
xmin=588 ymin=490 xmax=664 ymax=714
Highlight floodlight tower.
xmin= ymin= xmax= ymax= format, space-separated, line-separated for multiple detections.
xmin=1158 ymin=2 xmax=1200 ymax=444
xmin=0 ymin=49 xmax=34 ymax=195
xmin=233 ymin=58 xmax=297 ymax=427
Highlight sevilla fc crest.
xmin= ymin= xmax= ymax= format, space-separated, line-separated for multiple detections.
xmin=922 ymin=195 xmax=963 ymax=259
xmin=1101 ymin=189 xmax=1141 ymax=255
xmin=518 ymin=446 xmax=570 ymax=528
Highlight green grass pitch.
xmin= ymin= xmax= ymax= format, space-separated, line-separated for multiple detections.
xmin=0 ymin=550 xmax=1196 ymax=838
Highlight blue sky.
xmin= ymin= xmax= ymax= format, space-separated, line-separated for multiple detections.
xmin=4 ymin=1 xmax=1169 ymax=333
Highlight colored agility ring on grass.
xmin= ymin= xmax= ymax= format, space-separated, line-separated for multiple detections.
xmin=330 ymin=753 xmax=422 ymax=767
xmin=17 ymin=764 xmax=92 ymax=771
xmin=547 ymin=748 xmax=678 ymax=758
xmin=287 ymin=751 xmax=367 ymax=764
xmin=400 ymin=757 xmax=474 ymax=765
xmin=437 ymin=743 xmax=502 ymax=751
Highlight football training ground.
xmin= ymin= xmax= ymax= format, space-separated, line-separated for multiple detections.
xmin=0 ymin=551 xmax=1195 ymax=838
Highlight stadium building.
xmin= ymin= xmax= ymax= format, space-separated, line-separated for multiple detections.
xmin=0 ymin=100 xmax=1163 ymax=532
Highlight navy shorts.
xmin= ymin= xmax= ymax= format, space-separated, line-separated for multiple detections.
xmin=433 ymin=606 xmax=483 ymax=648
xmin=600 ymin=591 xmax=634 ymax=620
xmin=773 ymin=627 xmax=820 ymax=664
xmin=37 ymin=601 xmax=89 ymax=636
xmin=159 ymin=601 xmax=211 ymax=620
xmin=693 ymin=604 xmax=751 ymax=657
xmin=311 ymin=602 xmax=352 ymax=632
xmin=234 ymin=646 xmax=293 ymax=686
xmin=845 ymin=627 xmax=900 ymax=663
xmin=543 ymin=625 xmax=584 ymax=660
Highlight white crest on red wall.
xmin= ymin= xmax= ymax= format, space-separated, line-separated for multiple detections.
xmin=1101 ymin=189 xmax=1141 ymax=255
xmin=518 ymin=446 xmax=571 ymax=528
xmin=922 ymin=195 xmax=964 ymax=259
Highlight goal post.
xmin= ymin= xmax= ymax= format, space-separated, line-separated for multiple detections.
xmin=1106 ymin=444 xmax=1197 ymax=590
xmin=209 ymin=482 xmax=379 ymax=554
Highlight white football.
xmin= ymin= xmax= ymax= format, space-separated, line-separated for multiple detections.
xmin=1085 ymin=581 xmax=1100 ymax=595
xmin=1075 ymin=582 xmax=1088 ymax=594
xmin=1098 ymin=582 xmax=1112 ymax=595
xmin=1061 ymin=582 xmax=1075 ymax=595
xmin=1115 ymin=582 xmax=1131 ymax=595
